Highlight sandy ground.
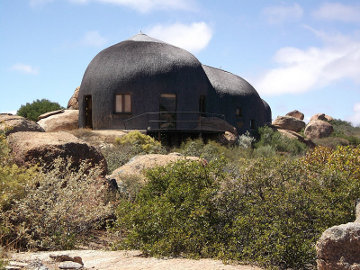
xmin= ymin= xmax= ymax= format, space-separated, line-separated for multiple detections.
xmin=9 ymin=250 xmax=262 ymax=270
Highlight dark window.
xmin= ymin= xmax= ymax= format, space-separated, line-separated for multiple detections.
xmin=84 ymin=95 xmax=92 ymax=128
xmin=199 ymin=95 xmax=206 ymax=115
xmin=115 ymin=94 xmax=131 ymax=113
xmin=250 ymin=119 xmax=256 ymax=129
xmin=236 ymin=107 xmax=242 ymax=117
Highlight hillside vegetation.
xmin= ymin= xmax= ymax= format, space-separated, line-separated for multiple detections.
xmin=1 ymin=122 xmax=360 ymax=269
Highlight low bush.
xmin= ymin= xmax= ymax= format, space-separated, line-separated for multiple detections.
xmin=176 ymin=138 xmax=230 ymax=162
xmin=115 ymin=131 xmax=165 ymax=154
xmin=113 ymin=145 xmax=360 ymax=269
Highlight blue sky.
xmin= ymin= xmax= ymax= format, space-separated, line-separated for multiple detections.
xmin=1 ymin=0 xmax=360 ymax=125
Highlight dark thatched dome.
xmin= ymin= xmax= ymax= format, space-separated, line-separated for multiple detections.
xmin=79 ymin=33 xmax=210 ymax=129
xmin=78 ymin=33 xmax=271 ymax=133
xmin=202 ymin=65 xmax=271 ymax=132
xmin=202 ymin=65 xmax=260 ymax=97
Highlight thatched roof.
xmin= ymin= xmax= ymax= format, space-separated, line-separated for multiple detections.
xmin=202 ymin=65 xmax=260 ymax=97
xmin=81 ymin=33 xmax=203 ymax=94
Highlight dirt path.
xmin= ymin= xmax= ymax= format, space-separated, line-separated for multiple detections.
xmin=9 ymin=250 xmax=262 ymax=270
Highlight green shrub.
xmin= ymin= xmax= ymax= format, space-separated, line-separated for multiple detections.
xmin=113 ymin=146 xmax=360 ymax=269
xmin=102 ymin=143 xmax=143 ymax=174
xmin=115 ymin=131 xmax=165 ymax=154
xmin=17 ymin=99 xmax=63 ymax=121
xmin=176 ymin=138 xmax=229 ymax=162
xmin=255 ymin=126 xmax=307 ymax=155
xmin=252 ymin=144 xmax=276 ymax=157
xmin=114 ymin=159 xmax=226 ymax=256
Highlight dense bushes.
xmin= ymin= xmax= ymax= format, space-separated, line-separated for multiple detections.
xmin=0 ymin=132 xmax=112 ymax=250
xmin=255 ymin=126 xmax=307 ymax=155
xmin=17 ymin=99 xmax=63 ymax=121
xmin=113 ymin=145 xmax=360 ymax=269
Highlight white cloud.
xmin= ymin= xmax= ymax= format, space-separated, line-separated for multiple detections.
xmin=69 ymin=0 xmax=196 ymax=13
xmin=10 ymin=63 xmax=39 ymax=75
xmin=313 ymin=2 xmax=360 ymax=23
xmin=79 ymin=31 xmax=107 ymax=47
xmin=147 ymin=22 xmax=212 ymax=53
xmin=348 ymin=102 xmax=360 ymax=127
xmin=262 ymin=3 xmax=303 ymax=24
xmin=254 ymin=30 xmax=360 ymax=95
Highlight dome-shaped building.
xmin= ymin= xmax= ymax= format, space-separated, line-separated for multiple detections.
xmin=78 ymin=33 xmax=271 ymax=135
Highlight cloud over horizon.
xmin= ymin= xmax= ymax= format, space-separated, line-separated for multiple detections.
xmin=254 ymin=29 xmax=360 ymax=96
xmin=147 ymin=22 xmax=212 ymax=53
xmin=10 ymin=63 xmax=39 ymax=75
xmin=313 ymin=2 xmax=360 ymax=23
xmin=262 ymin=3 xmax=303 ymax=24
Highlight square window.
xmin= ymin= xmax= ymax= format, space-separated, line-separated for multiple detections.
xmin=115 ymin=94 xmax=131 ymax=113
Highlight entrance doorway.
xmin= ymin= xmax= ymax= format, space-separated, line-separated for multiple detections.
xmin=84 ymin=95 xmax=93 ymax=128
xmin=159 ymin=93 xmax=176 ymax=129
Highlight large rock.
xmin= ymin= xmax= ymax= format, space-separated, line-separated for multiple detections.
xmin=7 ymin=131 xmax=107 ymax=174
xmin=67 ymin=87 xmax=80 ymax=110
xmin=38 ymin=110 xmax=79 ymax=132
xmin=110 ymin=153 xmax=200 ymax=183
xmin=305 ymin=120 xmax=334 ymax=139
xmin=218 ymin=131 xmax=238 ymax=145
xmin=0 ymin=114 xmax=44 ymax=135
xmin=285 ymin=110 xmax=304 ymax=120
xmin=38 ymin=109 xmax=64 ymax=120
xmin=310 ymin=113 xmax=334 ymax=122
xmin=272 ymin=116 xmax=305 ymax=132
xmin=317 ymin=222 xmax=360 ymax=270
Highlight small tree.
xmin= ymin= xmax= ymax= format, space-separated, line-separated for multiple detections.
xmin=17 ymin=99 xmax=63 ymax=121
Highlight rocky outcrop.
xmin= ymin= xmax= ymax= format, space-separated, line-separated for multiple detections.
xmin=38 ymin=109 xmax=64 ymax=120
xmin=7 ymin=131 xmax=107 ymax=174
xmin=109 ymin=153 xmax=200 ymax=183
xmin=277 ymin=129 xmax=315 ymax=148
xmin=0 ymin=114 xmax=44 ymax=135
xmin=272 ymin=116 xmax=305 ymax=132
xmin=317 ymin=222 xmax=360 ymax=270
xmin=286 ymin=110 xmax=304 ymax=120
xmin=305 ymin=120 xmax=334 ymax=139
xmin=38 ymin=110 xmax=79 ymax=132
xmin=310 ymin=113 xmax=334 ymax=123
xmin=199 ymin=117 xmax=238 ymax=135
xmin=218 ymin=131 xmax=238 ymax=145
xmin=67 ymin=87 xmax=80 ymax=110
xmin=316 ymin=202 xmax=360 ymax=270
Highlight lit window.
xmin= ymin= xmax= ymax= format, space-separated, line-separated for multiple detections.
xmin=115 ymin=94 xmax=131 ymax=113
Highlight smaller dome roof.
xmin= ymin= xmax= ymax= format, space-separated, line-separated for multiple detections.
xmin=202 ymin=65 xmax=260 ymax=97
